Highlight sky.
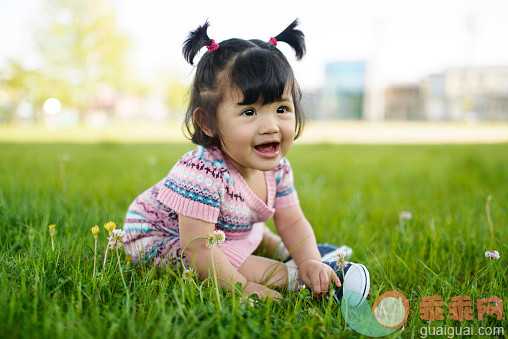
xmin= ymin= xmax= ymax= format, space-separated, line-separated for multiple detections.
xmin=1 ymin=0 xmax=508 ymax=90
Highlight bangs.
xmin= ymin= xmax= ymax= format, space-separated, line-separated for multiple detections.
xmin=230 ymin=48 xmax=294 ymax=105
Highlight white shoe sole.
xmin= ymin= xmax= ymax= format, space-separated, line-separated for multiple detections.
xmin=338 ymin=263 xmax=370 ymax=307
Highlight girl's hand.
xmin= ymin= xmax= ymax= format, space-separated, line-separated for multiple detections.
xmin=298 ymin=259 xmax=341 ymax=297
xmin=243 ymin=281 xmax=282 ymax=301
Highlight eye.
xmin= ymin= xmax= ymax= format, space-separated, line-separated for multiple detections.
xmin=277 ymin=106 xmax=288 ymax=114
xmin=242 ymin=109 xmax=256 ymax=116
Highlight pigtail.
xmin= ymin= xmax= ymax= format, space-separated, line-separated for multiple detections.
xmin=274 ymin=19 xmax=306 ymax=60
xmin=183 ymin=20 xmax=214 ymax=65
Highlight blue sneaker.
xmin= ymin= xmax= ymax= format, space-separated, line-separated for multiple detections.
xmin=283 ymin=243 xmax=353 ymax=263
xmin=324 ymin=260 xmax=370 ymax=307
xmin=319 ymin=244 xmax=353 ymax=262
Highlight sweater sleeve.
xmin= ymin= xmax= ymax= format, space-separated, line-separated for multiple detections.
xmin=156 ymin=151 xmax=223 ymax=224
xmin=274 ymin=158 xmax=299 ymax=209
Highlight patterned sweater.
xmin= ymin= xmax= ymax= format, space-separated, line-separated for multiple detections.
xmin=123 ymin=146 xmax=299 ymax=269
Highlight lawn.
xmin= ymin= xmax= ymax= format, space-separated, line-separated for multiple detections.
xmin=0 ymin=142 xmax=506 ymax=338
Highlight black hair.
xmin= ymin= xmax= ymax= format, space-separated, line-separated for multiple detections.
xmin=182 ymin=19 xmax=307 ymax=148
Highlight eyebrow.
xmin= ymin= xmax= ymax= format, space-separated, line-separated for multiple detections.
xmin=235 ymin=97 xmax=293 ymax=106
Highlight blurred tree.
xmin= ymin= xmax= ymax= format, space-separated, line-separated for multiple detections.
xmin=33 ymin=0 xmax=143 ymax=116
xmin=165 ymin=78 xmax=188 ymax=116
xmin=0 ymin=60 xmax=71 ymax=122
xmin=0 ymin=0 xmax=152 ymax=124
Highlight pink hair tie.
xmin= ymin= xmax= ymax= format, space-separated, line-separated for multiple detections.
xmin=207 ymin=39 xmax=219 ymax=52
xmin=268 ymin=37 xmax=277 ymax=46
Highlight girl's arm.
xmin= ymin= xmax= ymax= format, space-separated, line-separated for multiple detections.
xmin=179 ymin=214 xmax=281 ymax=299
xmin=258 ymin=224 xmax=283 ymax=258
xmin=273 ymin=204 xmax=321 ymax=265
xmin=274 ymin=204 xmax=341 ymax=296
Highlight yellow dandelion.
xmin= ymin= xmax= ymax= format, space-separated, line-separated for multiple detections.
xmin=104 ymin=221 xmax=116 ymax=234
xmin=102 ymin=222 xmax=117 ymax=268
xmin=48 ymin=224 xmax=56 ymax=251
xmin=91 ymin=225 xmax=100 ymax=279
xmin=91 ymin=225 xmax=100 ymax=239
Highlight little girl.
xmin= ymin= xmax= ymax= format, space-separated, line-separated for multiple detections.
xmin=124 ymin=19 xmax=370 ymax=302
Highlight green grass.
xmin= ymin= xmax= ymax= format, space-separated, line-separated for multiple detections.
xmin=0 ymin=142 xmax=506 ymax=338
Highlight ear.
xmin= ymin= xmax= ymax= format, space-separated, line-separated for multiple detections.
xmin=193 ymin=107 xmax=214 ymax=138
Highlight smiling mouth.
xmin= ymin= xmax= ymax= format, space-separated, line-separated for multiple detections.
xmin=254 ymin=142 xmax=280 ymax=157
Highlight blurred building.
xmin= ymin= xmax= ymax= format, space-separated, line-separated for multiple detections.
xmin=421 ymin=66 xmax=508 ymax=121
xmin=387 ymin=66 xmax=508 ymax=122
xmin=301 ymin=89 xmax=323 ymax=120
xmin=319 ymin=62 xmax=508 ymax=121
xmin=420 ymin=73 xmax=447 ymax=121
xmin=385 ymin=84 xmax=423 ymax=120
xmin=321 ymin=61 xmax=367 ymax=119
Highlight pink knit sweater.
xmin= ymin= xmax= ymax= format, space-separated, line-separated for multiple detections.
xmin=123 ymin=146 xmax=299 ymax=269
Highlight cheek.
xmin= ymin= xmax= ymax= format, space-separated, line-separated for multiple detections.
xmin=221 ymin=126 xmax=251 ymax=146
xmin=217 ymin=118 xmax=238 ymax=142
xmin=281 ymin=117 xmax=296 ymax=139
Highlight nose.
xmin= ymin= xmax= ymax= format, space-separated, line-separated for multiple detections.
xmin=259 ymin=113 xmax=280 ymax=135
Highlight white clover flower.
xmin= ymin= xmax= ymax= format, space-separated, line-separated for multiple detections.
xmin=485 ymin=250 xmax=500 ymax=260
xmin=206 ymin=230 xmax=226 ymax=248
xmin=239 ymin=294 xmax=256 ymax=307
xmin=205 ymin=234 xmax=216 ymax=248
xmin=336 ymin=251 xmax=347 ymax=267
xmin=213 ymin=230 xmax=226 ymax=245
xmin=147 ymin=156 xmax=158 ymax=166
xmin=182 ymin=267 xmax=197 ymax=281
xmin=108 ymin=229 xmax=126 ymax=249
xmin=399 ymin=211 xmax=412 ymax=220
xmin=60 ymin=153 xmax=70 ymax=162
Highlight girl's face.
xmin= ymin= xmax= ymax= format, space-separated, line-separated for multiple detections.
xmin=216 ymin=86 xmax=296 ymax=178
